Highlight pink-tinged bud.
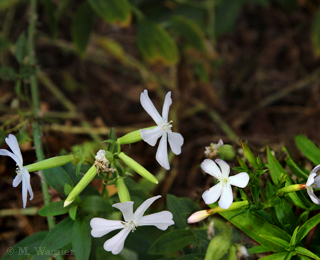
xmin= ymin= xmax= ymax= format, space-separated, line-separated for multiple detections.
xmin=187 ymin=210 xmax=210 ymax=223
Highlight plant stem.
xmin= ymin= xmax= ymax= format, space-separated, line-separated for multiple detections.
xmin=27 ymin=0 xmax=57 ymax=232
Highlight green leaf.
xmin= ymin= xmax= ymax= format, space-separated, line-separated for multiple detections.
xmin=290 ymin=226 xmax=300 ymax=247
xmin=148 ymin=229 xmax=195 ymax=255
xmin=72 ymin=216 xmax=91 ymax=260
xmin=166 ymin=194 xmax=199 ymax=229
xmin=81 ymin=195 xmax=113 ymax=215
xmin=170 ymin=15 xmax=206 ymax=52
xmin=14 ymin=32 xmax=27 ymax=64
xmin=71 ymin=2 xmax=94 ymax=56
xmin=40 ymin=217 xmax=74 ymax=250
xmin=259 ymin=252 xmax=289 ymax=260
xmin=38 ymin=200 xmax=71 ymax=216
xmin=295 ymin=246 xmax=320 ymax=260
xmin=87 ymin=0 xmax=131 ymax=26
xmin=176 ymin=254 xmax=204 ymax=260
xmin=296 ymin=213 xmax=320 ymax=245
xmin=0 ymin=66 xmax=17 ymax=81
xmin=137 ymin=18 xmax=179 ymax=66
xmin=283 ymin=147 xmax=309 ymax=179
xmin=295 ymin=135 xmax=320 ymax=165
xmin=219 ymin=211 xmax=291 ymax=253
xmin=259 ymin=235 xmax=289 ymax=248
xmin=205 ymin=229 xmax=232 ymax=260
xmin=42 ymin=166 xmax=74 ymax=196
xmin=69 ymin=205 xmax=78 ymax=220
xmin=1 ymin=231 xmax=48 ymax=260
xmin=312 ymin=8 xmax=320 ymax=57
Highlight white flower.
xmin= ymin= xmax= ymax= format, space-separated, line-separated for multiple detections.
xmin=90 ymin=195 xmax=174 ymax=255
xmin=201 ymin=159 xmax=249 ymax=209
xmin=140 ymin=90 xmax=184 ymax=170
xmin=0 ymin=134 xmax=33 ymax=208
xmin=204 ymin=139 xmax=224 ymax=157
xmin=306 ymin=164 xmax=320 ymax=204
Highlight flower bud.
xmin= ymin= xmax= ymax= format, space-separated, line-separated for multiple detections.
xmin=25 ymin=154 xmax=74 ymax=172
xmin=118 ymin=152 xmax=158 ymax=184
xmin=188 ymin=210 xmax=210 ymax=223
xmin=117 ymin=130 xmax=142 ymax=145
xmin=116 ymin=178 xmax=131 ymax=203
xmin=64 ymin=165 xmax=97 ymax=207
xmin=217 ymin=145 xmax=235 ymax=160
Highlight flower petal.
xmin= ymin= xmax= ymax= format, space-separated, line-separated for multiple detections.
xmin=22 ymin=170 xmax=31 ymax=208
xmin=134 ymin=195 xmax=161 ymax=220
xmin=215 ymin=159 xmax=230 ymax=178
xmin=12 ymin=174 xmax=22 ymax=187
xmin=0 ymin=149 xmax=21 ymax=166
xmin=139 ymin=211 xmax=174 ymax=230
xmin=5 ymin=134 xmax=23 ymax=165
xmin=168 ymin=132 xmax=184 ymax=155
xmin=219 ymin=183 xmax=233 ymax=209
xmin=25 ymin=170 xmax=34 ymax=201
xmin=229 ymin=172 xmax=249 ymax=188
xmin=314 ymin=175 xmax=320 ymax=188
xmin=307 ymin=187 xmax=320 ymax=205
xmin=202 ymin=183 xmax=222 ymax=205
xmin=161 ymin=91 xmax=172 ymax=122
xmin=103 ymin=227 xmax=131 ymax=255
xmin=140 ymin=90 xmax=162 ymax=125
xmin=90 ymin=218 xmax=124 ymax=237
xmin=140 ymin=126 xmax=163 ymax=146
xmin=200 ymin=159 xmax=222 ymax=179
xmin=156 ymin=134 xmax=170 ymax=170
xmin=306 ymin=172 xmax=317 ymax=187
xmin=113 ymin=201 xmax=134 ymax=221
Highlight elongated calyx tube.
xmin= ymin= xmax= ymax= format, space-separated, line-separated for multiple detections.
xmin=278 ymin=184 xmax=306 ymax=196
xmin=25 ymin=154 xmax=74 ymax=172
xmin=188 ymin=201 xmax=249 ymax=223
xmin=117 ymin=130 xmax=143 ymax=145
xmin=64 ymin=165 xmax=97 ymax=207
xmin=118 ymin=152 xmax=158 ymax=184
xmin=116 ymin=178 xmax=131 ymax=203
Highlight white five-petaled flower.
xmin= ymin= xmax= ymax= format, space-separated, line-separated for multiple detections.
xmin=90 ymin=195 xmax=174 ymax=255
xmin=0 ymin=134 xmax=33 ymax=208
xmin=201 ymin=159 xmax=249 ymax=209
xmin=140 ymin=90 xmax=184 ymax=170
xmin=306 ymin=164 xmax=320 ymax=204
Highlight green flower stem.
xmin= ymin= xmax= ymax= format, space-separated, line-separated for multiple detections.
xmin=25 ymin=154 xmax=74 ymax=172
xmin=64 ymin=165 xmax=97 ymax=207
xmin=278 ymin=184 xmax=306 ymax=197
xmin=118 ymin=152 xmax=158 ymax=184
xmin=28 ymin=0 xmax=59 ymax=235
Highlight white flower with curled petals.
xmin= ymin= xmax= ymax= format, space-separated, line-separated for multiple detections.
xmin=306 ymin=164 xmax=320 ymax=204
xmin=0 ymin=134 xmax=33 ymax=208
xmin=140 ymin=90 xmax=184 ymax=170
xmin=90 ymin=195 xmax=174 ymax=255
xmin=201 ymin=159 xmax=249 ymax=209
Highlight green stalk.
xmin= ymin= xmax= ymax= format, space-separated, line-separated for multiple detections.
xmin=27 ymin=0 xmax=58 ymax=234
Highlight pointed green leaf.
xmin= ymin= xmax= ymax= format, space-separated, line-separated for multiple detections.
xmin=40 ymin=217 xmax=74 ymax=250
xmin=81 ymin=195 xmax=113 ymax=215
xmin=295 ymin=135 xmax=320 ymax=165
xmin=247 ymin=245 xmax=271 ymax=254
xmin=259 ymin=235 xmax=289 ymax=248
xmin=148 ymin=229 xmax=195 ymax=255
xmin=295 ymin=246 xmax=320 ymax=260
xmin=219 ymin=210 xmax=291 ymax=252
xmin=283 ymin=147 xmax=309 ymax=179
xmin=259 ymin=252 xmax=288 ymax=260
xmin=71 ymin=2 xmax=94 ymax=56
xmin=290 ymin=226 xmax=300 ymax=246
xmin=69 ymin=205 xmax=78 ymax=220
xmin=43 ymin=166 xmax=74 ymax=196
xmin=72 ymin=216 xmax=91 ymax=260
xmin=296 ymin=213 xmax=320 ymax=245
xmin=87 ymin=0 xmax=131 ymax=26
xmin=38 ymin=200 xmax=71 ymax=216
xmin=137 ymin=18 xmax=179 ymax=66
xmin=0 ymin=66 xmax=17 ymax=81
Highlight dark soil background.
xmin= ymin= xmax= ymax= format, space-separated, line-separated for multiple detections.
xmin=1 ymin=1 xmax=320 ymax=258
